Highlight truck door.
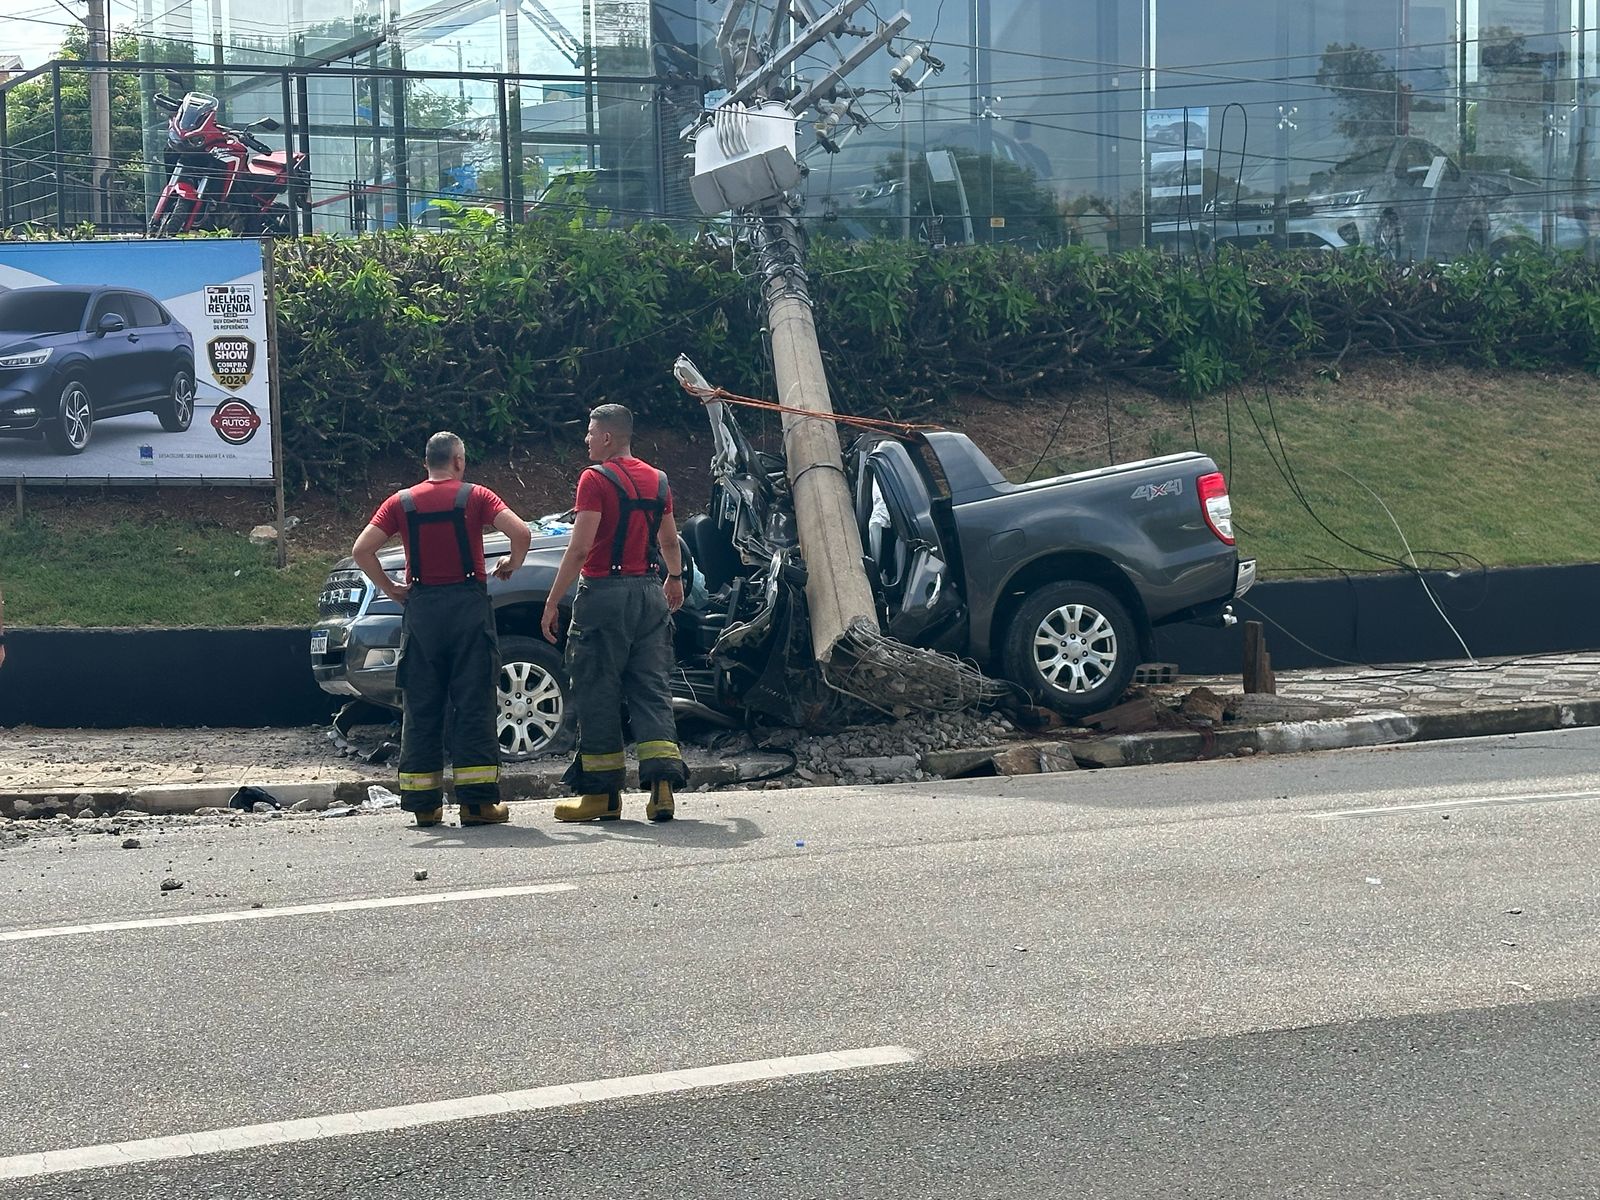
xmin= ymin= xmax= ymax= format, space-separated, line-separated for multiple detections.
xmin=855 ymin=439 xmax=964 ymax=646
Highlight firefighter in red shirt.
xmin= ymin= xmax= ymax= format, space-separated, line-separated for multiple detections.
xmin=353 ymin=432 xmax=532 ymax=828
xmin=541 ymin=404 xmax=689 ymax=822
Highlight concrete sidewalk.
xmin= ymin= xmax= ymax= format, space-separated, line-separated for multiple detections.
xmin=2 ymin=651 xmax=1597 ymax=818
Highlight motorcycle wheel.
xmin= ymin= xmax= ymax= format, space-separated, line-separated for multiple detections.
xmin=151 ymin=198 xmax=197 ymax=237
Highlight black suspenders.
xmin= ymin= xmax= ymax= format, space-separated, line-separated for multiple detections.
xmin=588 ymin=463 xmax=669 ymax=576
xmin=398 ymin=481 xmax=477 ymax=584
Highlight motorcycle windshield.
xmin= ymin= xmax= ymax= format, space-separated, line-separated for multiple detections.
xmin=175 ymin=94 xmax=219 ymax=132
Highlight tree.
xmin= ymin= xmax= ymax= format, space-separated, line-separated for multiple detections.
xmin=4 ymin=26 xmax=194 ymax=220
xmin=1317 ymin=42 xmax=1404 ymax=151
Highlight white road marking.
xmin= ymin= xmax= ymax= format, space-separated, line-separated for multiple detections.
xmin=0 ymin=883 xmax=578 ymax=943
xmin=0 ymin=1046 xmax=920 ymax=1181
xmin=1310 ymin=789 xmax=1600 ymax=820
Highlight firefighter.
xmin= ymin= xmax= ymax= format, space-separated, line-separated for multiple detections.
xmin=352 ymin=431 xmax=532 ymax=828
xmin=541 ymin=404 xmax=689 ymax=822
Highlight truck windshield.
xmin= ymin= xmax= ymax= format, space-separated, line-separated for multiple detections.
xmin=0 ymin=290 xmax=89 ymax=334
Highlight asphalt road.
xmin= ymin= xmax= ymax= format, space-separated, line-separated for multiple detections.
xmin=3 ymin=728 xmax=1598 ymax=1197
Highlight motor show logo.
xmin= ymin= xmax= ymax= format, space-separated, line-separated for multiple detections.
xmin=207 ymin=336 xmax=256 ymax=390
xmin=211 ymin=399 xmax=262 ymax=445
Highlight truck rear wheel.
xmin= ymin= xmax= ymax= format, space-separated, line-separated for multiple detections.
xmin=1002 ymin=582 xmax=1137 ymax=718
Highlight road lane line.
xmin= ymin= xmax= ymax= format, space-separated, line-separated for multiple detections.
xmin=1310 ymin=789 xmax=1600 ymax=820
xmin=0 ymin=883 xmax=578 ymax=943
xmin=0 ymin=1046 xmax=921 ymax=1181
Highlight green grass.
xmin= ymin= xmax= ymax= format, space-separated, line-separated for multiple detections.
xmin=1025 ymin=373 xmax=1600 ymax=579
xmin=0 ymin=518 xmax=337 ymax=627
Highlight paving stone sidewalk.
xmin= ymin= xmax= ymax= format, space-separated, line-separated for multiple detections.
xmin=1184 ymin=652 xmax=1600 ymax=714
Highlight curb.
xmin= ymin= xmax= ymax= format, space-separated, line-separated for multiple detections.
xmin=921 ymin=700 xmax=1600 ymax=776
xmin=0 ymin=758 xmax=776 ymax=820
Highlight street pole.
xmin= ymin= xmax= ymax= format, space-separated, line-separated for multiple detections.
xmin=86 ymin=0 xmax=112 ymax=228
xmin=752 ymin=209 xmax=878 ymax=666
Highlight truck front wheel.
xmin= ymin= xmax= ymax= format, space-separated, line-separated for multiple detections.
xmin=1002 ymin=582 xmax=1137 ymax=717
xmin=496 ymin=636 xmax=576 ymax=760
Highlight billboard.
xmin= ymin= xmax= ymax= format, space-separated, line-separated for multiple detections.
xmin=1147 ymin=107 xmax=1209 ymax=202
xmin=0 ymin=239 xmax=277 ymax=485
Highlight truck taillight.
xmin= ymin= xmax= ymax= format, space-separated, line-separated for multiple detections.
xmin=1197 ymin=472 xmax=1235 ymax=545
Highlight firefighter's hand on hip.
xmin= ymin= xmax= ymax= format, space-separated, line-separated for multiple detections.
xmin=492 ymin=555 xmax=517 ymax=581
xmin=541 ymin=598 xmax=562 ymax=643
xmin=664 ymin=576 xmax=684 ymax=613
xmin=382 ymin=577 xmax=411 ymax=605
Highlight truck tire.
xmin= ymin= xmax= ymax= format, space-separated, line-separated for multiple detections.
xmin=496 ymin=635 xmax=575 ymax=760
xmin=1002 ymin=582 xmax=1137 ymax=717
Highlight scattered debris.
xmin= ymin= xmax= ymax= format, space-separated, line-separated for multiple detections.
xmin=229 ymin=786 xmax=281 ymax=811
xmin=159 ymin=877 xmax=184 ymax=892
xmin=121 ymin=837 xmax=141 ymax=850
xmin=1179 ymin=686 xmax=1226 ymax=725
xmin=1505 ymin=907 xmax=1523 ymax=915
xmin=414 ymin=869 xmax=429 ymax=882
xmin=1080 ymin=696 xmax=1164 ymax=735
xmin=363 ymin=785 xmax=402 ymax=811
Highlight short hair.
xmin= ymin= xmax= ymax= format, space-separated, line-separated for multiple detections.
xmin=589 ymin=403 xmax=634 ymax=441
xmin=425 ymin=431 xmax=464 ymax=468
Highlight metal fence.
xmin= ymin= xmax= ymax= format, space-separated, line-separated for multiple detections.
xmin=1 ymin=57 xmax=680 ymax=237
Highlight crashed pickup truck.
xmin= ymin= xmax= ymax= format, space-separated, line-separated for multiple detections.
xmin=311 ymin=398 xmax=1255 ymax=759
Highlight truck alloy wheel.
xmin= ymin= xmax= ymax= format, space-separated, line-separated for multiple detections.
xmin=496 ymin=636 xmax=575 ymax=760
xmin=1003 ymin=581 xmax=1137 ymax=717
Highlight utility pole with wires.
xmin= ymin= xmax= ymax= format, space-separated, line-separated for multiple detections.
xmin=54 ymin=0 xmax=113 ymax=225
xmin=681 ymin=0 xmax=942 ymax=675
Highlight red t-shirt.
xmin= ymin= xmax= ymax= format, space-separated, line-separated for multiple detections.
xmin=370 ymin=480 xmax=509 ymax=585
xmin=575 ymin=457 xmax=673 ymax=579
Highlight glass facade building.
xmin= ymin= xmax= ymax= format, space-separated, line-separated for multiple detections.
xmin=31 ymin=1 xmax=1600 ymax=251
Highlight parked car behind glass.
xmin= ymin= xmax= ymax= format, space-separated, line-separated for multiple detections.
xmin=0 ymin=285 xmax=196 ymax=455
xmin=1473 ymin=173 xmax=1592 ymax=256
xmin=1202 ymin=137 xmax=1489 ymax=260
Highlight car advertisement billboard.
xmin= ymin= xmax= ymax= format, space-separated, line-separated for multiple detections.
xmin=0 ymin=239 xmax=277 ymax=485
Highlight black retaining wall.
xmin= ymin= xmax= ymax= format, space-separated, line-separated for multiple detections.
xmin=0 ymin=564 xmax=1595 ymax=728
xmin=1155 ymin=562 xmax=1600 ymax=675
xmin=0 ymin=628 xmax=337 ymax=729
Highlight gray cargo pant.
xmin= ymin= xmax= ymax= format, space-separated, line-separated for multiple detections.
xmin=561 ymin=575 xmax=688 ymax=794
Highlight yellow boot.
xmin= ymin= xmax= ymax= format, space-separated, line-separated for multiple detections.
xmin=554 ymin=791 xmax=621 ymax=823
xmin=460 ymin=802 xmax=510 ymax=826
xmin=646 ymin=779 xmax=675 ymax=823
xmin=413 ymin=806 xmax=444 ymax=829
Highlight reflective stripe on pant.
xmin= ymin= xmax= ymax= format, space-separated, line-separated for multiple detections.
xmin=396 ymin=582 xmax=502 ymax=811
xmin=562 ymin=576 xmax=689 ymax=794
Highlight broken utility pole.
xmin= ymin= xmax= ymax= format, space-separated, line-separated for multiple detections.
xmin=684 ymin=0 xmax=926 ymax=668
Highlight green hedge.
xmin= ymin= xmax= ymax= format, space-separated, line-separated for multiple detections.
xmin=274 ymin=226 xmax=1600 ymax=483
xmin=16 ymin=223 xmax=1600 ymax=483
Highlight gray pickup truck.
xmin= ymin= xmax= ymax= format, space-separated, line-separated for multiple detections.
xmin=311 ymin=399 xmax=1253 ymax=758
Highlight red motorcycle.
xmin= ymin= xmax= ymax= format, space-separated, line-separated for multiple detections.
xmin=148 ymin=72 xmax=310 ymax=236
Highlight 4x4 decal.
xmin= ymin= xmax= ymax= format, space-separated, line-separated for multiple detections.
xmin=1132 ymin=478 xmax=1182 ymax=501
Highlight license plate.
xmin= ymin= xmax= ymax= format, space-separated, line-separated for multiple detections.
xmin=310 ymin=630 xmax=329 ymax=655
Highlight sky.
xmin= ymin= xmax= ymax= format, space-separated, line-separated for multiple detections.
xmin=6 ymin=0 xmax=142 ymax=71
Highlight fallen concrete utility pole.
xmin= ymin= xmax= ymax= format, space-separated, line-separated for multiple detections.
xmin=682 ymin=0 xmax=915 ymax=666
xmin=752 ymin=211 xmax=878 ymax=666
